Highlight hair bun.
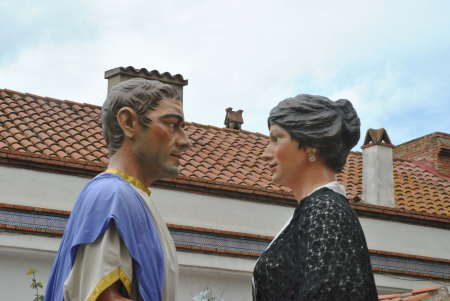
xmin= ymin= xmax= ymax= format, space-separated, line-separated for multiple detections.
xmin=334 ymin=99 xmax=360 ymax=149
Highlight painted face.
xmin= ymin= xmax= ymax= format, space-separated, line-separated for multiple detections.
xmin=135 ymin=98 xmax=191 ymax=181
xmin=262 ymin=124 xmax=309 ymax=188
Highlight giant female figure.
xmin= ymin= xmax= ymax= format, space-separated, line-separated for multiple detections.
xmin=253 ymin=94 xmax=378 ymax=300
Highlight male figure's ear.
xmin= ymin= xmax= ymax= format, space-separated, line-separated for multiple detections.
xmin=117 ymin=107 xmax=139 ymax=139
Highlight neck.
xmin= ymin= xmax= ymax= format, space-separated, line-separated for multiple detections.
xmin=107 ymin=146 xmax=154 ymax=187
xmin=289 ymin=164 xmax=336 ymax=203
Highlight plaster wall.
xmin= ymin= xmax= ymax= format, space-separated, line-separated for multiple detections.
xmin=360 ymin=217 xmax=450 ymax=260
xmin=362 ymin=145 xmax=395 ymax=207
xmin=2 ymin=166 xmax=450 ymax=297
xmin=2 ymin=166 xmax=450 ymax=258
xmin=149 ymin=187 xmax=293 ymax=236
xmin=178 ymin=267 xmax=252 ymax=301
xmin=0 ymin=231 xmax=255 ymax=300
xmin=0 ymin=232 xmax=257 ymax=272
xmin=0 ymin=165 xmax=90 ymax=211
xmin=1 ymin=241 xmax=449 ymax=300
xmin=0 ymin=243 xmax=254 ymax=301
xmin=0 ymin=246 xmax=54 ymax=301
xmin=0 ymin=165 xmax=294 ymax=236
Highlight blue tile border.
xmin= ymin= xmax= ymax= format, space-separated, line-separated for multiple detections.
xmin=171 ymin=230 xmax=268 ymax=253
xmin=0 ymin=210 xmax=67 ymax=231
xmin=1 ymin=209 xmax=450 ymax=277
xmin=371 ymin=256 xmax=450 ymax=277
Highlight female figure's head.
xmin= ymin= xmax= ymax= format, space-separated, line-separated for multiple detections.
xmin=262 ymin=94 xmax=360 ymax=190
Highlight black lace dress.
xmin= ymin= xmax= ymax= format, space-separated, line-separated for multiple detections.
xmin=253 ymin=188 xmax=378 ymax=301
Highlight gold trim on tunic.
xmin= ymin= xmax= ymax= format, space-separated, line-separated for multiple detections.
xmin=87 ymin=266 xmax=131 ymax=301
xmin=106 ymin=168 xmax=151 ymax=196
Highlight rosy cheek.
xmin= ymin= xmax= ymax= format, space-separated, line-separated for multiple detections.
xmin=275 ymin=145 xmax=287 ymax=161
xmin=152 ymin=125 xmax=170 ymax=140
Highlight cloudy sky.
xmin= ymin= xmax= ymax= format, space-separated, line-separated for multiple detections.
xmin=1 ymin=0 xmax=449 ymax=148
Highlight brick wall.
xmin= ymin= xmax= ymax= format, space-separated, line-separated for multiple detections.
xmin=394 ymin=133 xmax=450 ymax=177
xmin=437 ymin=149 xmax=450 ymax=176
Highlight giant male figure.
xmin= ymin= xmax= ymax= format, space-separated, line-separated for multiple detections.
xmin=45 ymin=78 xmax=191 ymax=301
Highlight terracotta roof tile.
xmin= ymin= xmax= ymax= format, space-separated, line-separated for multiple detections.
xmin=378 ymin=286 xmax=448 ymax=300
xmin=1 ymin=88 xmax=450 ymax=215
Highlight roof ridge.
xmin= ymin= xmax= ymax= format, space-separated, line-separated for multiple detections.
xmin=187 ymin=121 xmax=269 ymax=138
xmin=395 ymin=131 xmax=450 ymax=147
xmin=408 ymin=159 xmax=450 ymax=182
xmin=2 ymin=88 xmax=103 ymax=110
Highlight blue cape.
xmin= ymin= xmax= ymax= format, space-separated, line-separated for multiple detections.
xmin=45 ymin=173 xmax=164 ymax=301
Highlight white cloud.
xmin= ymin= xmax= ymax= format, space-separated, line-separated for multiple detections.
xmin=1 ymin=0 xmax=449 ymax=141
xmin=330 ymin=60 xmax=442 ymax=146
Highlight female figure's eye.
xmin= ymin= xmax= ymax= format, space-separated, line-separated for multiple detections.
xmin=169 ymin=123 xmax=176 ymax=128
xmin=276 ymin=137 xmax=281 ymax=141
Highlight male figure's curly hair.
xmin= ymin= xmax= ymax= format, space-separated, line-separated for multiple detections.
xmin=101 ymin=78 xmax=181 ymax=156
xmin=268 ymin=94 xmax=360 ymax=172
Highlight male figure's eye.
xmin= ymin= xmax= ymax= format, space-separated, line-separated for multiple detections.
xmin=276 ymin=137 xmax=281 ymax=141
xmin=169 ymin=123 xmax=177 ymax=128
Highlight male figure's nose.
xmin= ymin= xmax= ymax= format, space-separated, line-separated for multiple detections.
xmin=178 ymin=129 xmax=191 ymax=151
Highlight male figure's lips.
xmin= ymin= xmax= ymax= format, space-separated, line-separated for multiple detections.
xmin=171 ymin=154 xmax=182 ymax=159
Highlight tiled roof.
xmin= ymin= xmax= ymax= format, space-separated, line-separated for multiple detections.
xmin=378 ymin=286 xmax=449 ymax=300
xmin=1 ymin=88 xmax=450 ymax=216
xmin=339 ymin=154 xmax=450 ymax=216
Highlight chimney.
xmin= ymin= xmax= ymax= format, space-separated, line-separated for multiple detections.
xmin=224 ymin=107 xmax=244 ymax=130
xmin=361 ymin=128 xmax=395 ymax=207
xmin=104 ymin=66 xmax=188 ymax=101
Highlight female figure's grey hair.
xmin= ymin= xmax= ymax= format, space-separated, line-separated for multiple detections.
xmin=268 ymin=94 xmax=360 ymax=172
xmin=101 ymin=78 xmax=181 ymax=156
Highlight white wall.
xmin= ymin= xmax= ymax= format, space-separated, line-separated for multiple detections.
xmin=0 ymin=246 xmax=55 ymax=301
xmin=360 ymin=217 xmax=450 ymax=260
xmin=0 ymin=232 xmax=61 ymax=252
xmin=0 ymin=247 xmax=254 ymax=301
xmin=0 ymin=165 xmax=90 ymax=211
xmin=0 ymin=165 xmax=294 ymax=236
xmin=150 ymin=187 xmax=293 ymax=236
xmin=2 ymin=165 xmax=450 ymax=297
xmin=179 ymin=266 xmax=252 ymax=301
xmin=2 ymin=241 xmax=449 ymax=300
xmin=0 ymin=236 xmax=255 ymax=301
xmin=2 ymin=165 xmax=450 ymax=257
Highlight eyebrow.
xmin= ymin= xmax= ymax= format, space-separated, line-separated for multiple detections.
xmin=160 ymin=113 xmax=186 ymax=127
xmin=269 ymin=130 xmax=281 ymax=137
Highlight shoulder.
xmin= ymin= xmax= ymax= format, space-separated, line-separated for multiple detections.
xmin=295 ymin=188 xmax=359 ymax=227
xmin=83 ymin=173 xmax=136 ymax=196
xmin=86 ymin=173 xmax=131 ymax=190
xmin=303 ymin=188 xmax=351 ymax=213
xmin=75 ymin=173 xmax=142 ymax=211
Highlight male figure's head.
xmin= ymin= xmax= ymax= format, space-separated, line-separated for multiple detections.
xmin=101 ymin=78 xmax=190 ymax=184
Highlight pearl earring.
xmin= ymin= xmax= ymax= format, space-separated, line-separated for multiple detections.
xmin=308 ymin=149 xmax=316 ymax=162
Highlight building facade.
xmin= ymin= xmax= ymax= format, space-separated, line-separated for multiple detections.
xmin=1 ymin=69 xmax=450 ymax=300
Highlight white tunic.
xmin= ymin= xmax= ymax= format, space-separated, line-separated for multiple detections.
xmin=64 ymin=171 xmax=179 ymax=301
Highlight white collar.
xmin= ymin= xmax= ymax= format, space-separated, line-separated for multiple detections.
xmin=308 ymin=181 xmax=346 ymax=197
